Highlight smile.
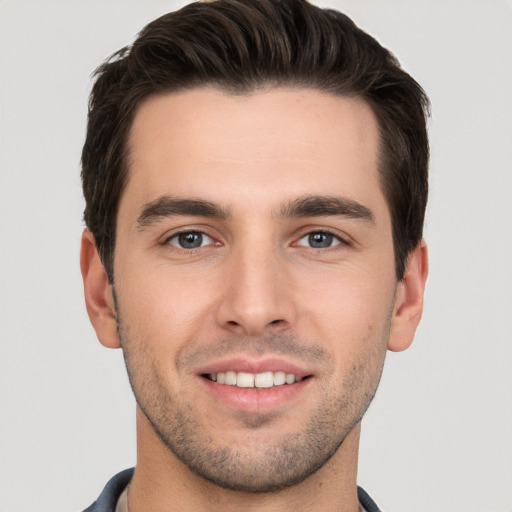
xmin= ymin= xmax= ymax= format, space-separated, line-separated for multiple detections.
xmin=205 ymin=371 xmax=303 ymax=388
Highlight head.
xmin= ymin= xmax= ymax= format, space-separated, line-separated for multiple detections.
xmin=81 ymin=0 xmax=429 ymax=284
xmin=80 ymin=0 xmax=429 ymax=496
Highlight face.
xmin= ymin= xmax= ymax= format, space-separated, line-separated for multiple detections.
xmin=99 ymin=88 xmax=410 ymax=491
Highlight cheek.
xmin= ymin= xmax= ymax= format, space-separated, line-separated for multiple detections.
xmin=301 ymin=269 xmax=395 ymax=342
xmin=115 ymin=267 xmax=214 ymax=352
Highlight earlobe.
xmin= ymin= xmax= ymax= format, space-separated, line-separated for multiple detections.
xmin=388 ymin=240 xmax=428 ymax=352
xmin=80 ymin=229 xmax=121 ymax=349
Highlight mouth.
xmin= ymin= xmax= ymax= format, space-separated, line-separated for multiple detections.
xmin=197 ymin=359 xmax=314 ymax=413
xmin=202 ymin=371 xmax=307 ymax=389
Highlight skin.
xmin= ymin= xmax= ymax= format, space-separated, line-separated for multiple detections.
xmin=81 ymin=87 xmax=428 ymax=512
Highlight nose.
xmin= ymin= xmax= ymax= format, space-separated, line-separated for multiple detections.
xmin=215 ymin=241 xmax=297 ymax=337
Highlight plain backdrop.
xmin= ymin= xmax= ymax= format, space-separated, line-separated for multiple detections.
xmin=1 ymin=1 xmax=511 ymax=511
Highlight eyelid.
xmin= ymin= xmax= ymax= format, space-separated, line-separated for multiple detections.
xmin=158 ymin=225 xmax=352 ymax=252
xmin=166 ymin=231 xmax=214 ymax=248
xmin=160 ymin=226 xmax=221 ymax=249
xmin=294 ymin=227 xmax=351 ymax=248
xmin=298 ymin=233 xmax=341 ymax=249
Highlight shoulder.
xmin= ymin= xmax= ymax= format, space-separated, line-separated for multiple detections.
xmin=82 ymin=468 xmax=134 ymax=512
xmin=357 ymin=486 xmax=382 ymax=512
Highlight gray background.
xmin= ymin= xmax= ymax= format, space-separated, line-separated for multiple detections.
xmin=1 ymin=1 xmax=511 ymax=511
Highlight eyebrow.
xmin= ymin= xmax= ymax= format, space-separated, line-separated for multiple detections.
xmin=136 ymin=193 xmax=375 ymax=229
xmin=136 ymin=196 xmax=230 ymax=228
xmin=278 ymin=195 xmax=375 ymax=223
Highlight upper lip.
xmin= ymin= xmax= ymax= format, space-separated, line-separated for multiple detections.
xmin=196 ymin=357 xmax=313 ymax=378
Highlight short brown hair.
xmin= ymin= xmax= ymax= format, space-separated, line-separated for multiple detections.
xmin=82 ymin=0 xmax=430 ymax=281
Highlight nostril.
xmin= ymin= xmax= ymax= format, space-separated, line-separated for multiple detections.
xmin=269 ymin=319 xmax=284 ymax=326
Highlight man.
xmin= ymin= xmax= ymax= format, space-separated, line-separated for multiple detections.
xmin=80 ymin=0 xmax=429 ymax=510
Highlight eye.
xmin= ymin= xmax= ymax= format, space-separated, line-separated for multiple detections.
xmin=297 ymin=231 xmax=343 ymax=249
xmin=167 ymin=231 xmax=214 ymax=249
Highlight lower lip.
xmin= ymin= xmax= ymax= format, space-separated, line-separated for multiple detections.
xmin=199 ymin=376 xmax=312 ymax=413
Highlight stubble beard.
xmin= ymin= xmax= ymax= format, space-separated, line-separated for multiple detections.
xmin=118 ymin=322 xmax=388 ymax=494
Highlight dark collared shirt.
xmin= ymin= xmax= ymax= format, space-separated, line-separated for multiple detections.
xmin=83 ymin=468 xmax=382 ymax=512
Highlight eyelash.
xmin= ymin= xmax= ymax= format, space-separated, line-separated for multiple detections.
xmin=296 ymin=230 xmax=348 ymax=250
xmin=163 ymin=228 xmax=349 ymax=252
xmin=164 ymin=231 xmax=216 ymax=251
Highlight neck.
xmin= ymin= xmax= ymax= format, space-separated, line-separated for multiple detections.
xmin=128 ymin=408 xmax=362 ymax=512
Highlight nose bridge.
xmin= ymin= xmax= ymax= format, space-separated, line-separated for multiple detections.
xmin=216 ymin=234 xmax=294 ymax=336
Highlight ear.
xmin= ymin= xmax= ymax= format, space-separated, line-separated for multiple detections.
xmin=387 ymin=239 xmax=428 ymax=352
xmin=80 ymin=229 xmax=121 ymax=349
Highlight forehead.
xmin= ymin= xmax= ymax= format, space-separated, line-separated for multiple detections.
xmin=123 ymin=87 xmax=384 ymax=218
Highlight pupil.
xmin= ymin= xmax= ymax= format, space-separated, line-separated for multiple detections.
xmin=179 ymin=232 xmax=202 ymax=248
xmin=309 ymin=232 xmax=332 ymax=248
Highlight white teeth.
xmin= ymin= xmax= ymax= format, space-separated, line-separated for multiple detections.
xmin=236 ymin=372 xmax=255 ymax=388
xmin=254 ymin=371 xmax=273 ymax=388
xmin=273 ymin=371 xmax=286 ymax=386
xmin=225 ymin=371 xmax=237 ymax=386
xmin=209 ymin=370 xmax=304 ymax=388
xmin=285 ymin=373 xmax=296 ymax=385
